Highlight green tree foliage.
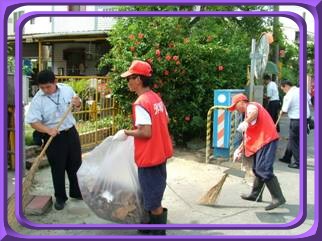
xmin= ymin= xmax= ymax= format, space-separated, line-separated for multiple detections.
xmin=99 ymin=6 xmax=274 ymax=144
xmin=280 ymin=42 xmax=299 ymax=84
xmin=307 ymin=42 xmax=314 ymax=76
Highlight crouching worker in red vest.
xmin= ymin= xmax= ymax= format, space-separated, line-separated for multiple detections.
xmin=113 ymin=60 xmax=173 ymax=235
xmin=229 ymin=93 xmax=286 ymax=211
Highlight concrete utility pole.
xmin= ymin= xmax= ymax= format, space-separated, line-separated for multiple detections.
xmin=273 ymin=5 xmax=279 ymax=82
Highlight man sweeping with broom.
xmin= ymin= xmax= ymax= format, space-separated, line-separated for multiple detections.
xmin=26 ymin=70 xmax=83 ymax=210
xmin=229 ymin=93 xmax=286 ymax=211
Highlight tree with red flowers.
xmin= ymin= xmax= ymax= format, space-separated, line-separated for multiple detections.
xmin=99 ymin=6 xmax=275 ymax=144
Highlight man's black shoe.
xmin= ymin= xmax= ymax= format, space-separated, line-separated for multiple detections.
xmin=288 ymin=163 xmax=299 ymax=169
xmin=71 ymin=196 xmax=83 ymax=200
xmin=279 ymin=158 xmax=290 ymax=164
xmin=137 ymin=229 xmax=151 ymax=235
xmin=54 ymin=200 xmax=65 ymax=210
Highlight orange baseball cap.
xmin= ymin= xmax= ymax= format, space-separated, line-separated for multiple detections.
xmin=228 ymin=93 xmax=248 ymax=111
xmin=121 ymin=60 xmax=152 ymax=77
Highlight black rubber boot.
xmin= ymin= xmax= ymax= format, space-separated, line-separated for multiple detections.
xmin=265 ymin=176 xmax=286 ymax=211
xmin=149 ymin=208 xmax=167 ymax=235
xmin=241 ymin=177 xmax=264 ymax=202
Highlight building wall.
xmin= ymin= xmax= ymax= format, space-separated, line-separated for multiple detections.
xmin=279 ymin=6 xmax=314 ymax=42
xmin=52 ymin=42 xmax=99 ymax=75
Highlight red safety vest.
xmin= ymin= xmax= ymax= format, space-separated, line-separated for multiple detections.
xmin=244 ymin=102 xmax=279 ymax=157
xmin=132 ymin=90 xmax=173 ymax=167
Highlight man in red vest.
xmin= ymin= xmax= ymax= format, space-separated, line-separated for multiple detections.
xmin=113 ymin=60 xmax=173 ymax=235
xmin=229 ymin=93 xmax=286 ymax=211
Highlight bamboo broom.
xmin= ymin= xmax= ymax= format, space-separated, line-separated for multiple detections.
xmin=7 ymin=103 xmax=73 ymax=230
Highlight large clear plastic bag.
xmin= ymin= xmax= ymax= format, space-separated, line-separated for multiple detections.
xmin=77 ymin=136 xmax=145 ymax=223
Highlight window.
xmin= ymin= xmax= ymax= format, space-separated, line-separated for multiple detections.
xmin=68 ymin=5 xmax=86 ymax=11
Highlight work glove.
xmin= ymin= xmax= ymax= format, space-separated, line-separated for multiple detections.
xmin=112 ymin=129 xmax=128 ymax=141
xmin=237 ymin=121 xmax=249 ymax=133
xmin=233 ymin=148 xmax=242 ymax=162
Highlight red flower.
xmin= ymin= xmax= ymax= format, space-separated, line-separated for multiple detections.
xmin=130 ymin=46 xmax=136 ymax=52
xmin=156 ymin=92 xmax=161 ymax=97
xmin=172 ymin=55 xmax=179 ymax=61
xmin=165 ymin=55 xmax=172 ymax=61
xmin=217 ymin=65 xmax=224 ymax=71
xmin=129 ymin=34 xmax=135 ymax=40
xmin=146 ymin=58 xmax=153 ymax=64
xmin=138 ymin=33 xmax=144 ymax=39
xmin=155 ymin=49 xmax=161 ymax=56
xmin=207 ymin=35 xmax=213 ymax=42
xmin=184 ymin=116 xmax=191 ymax=122
xmin=176 ymin=60 xmax=180 ymax=65
xmin=163 ymin=70 xmax=169 ymax=76
xmin=135 ymin=41 xmax=141 ymax=45
xmin=153 ymin=83 xmax=159 ymax=89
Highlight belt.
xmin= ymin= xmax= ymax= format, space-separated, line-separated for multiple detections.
xmin=61 ymin=126 xmax=74 ymax=132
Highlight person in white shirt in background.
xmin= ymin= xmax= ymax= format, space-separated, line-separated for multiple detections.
xmin=263 ymin=74 xmax=281 ymax=132
xmin=279 ymin=80 xmax=310 ymax=169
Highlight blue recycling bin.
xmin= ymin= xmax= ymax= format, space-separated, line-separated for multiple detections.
xmin=212 ymin=89 xmax=245 ymax=158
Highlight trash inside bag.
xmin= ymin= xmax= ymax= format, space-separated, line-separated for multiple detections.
xmin=77 ymin=136 xmax=145 ymax=223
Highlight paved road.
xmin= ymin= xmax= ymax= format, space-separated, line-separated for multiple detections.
xmin=10 ymin=113 xmax=316 ymax=238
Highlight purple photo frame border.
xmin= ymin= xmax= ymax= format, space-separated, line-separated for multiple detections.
xmin=0 ymin=0 xmax=320 ymax=240
xmin=14 ymin=10 xmax=308 ymax=230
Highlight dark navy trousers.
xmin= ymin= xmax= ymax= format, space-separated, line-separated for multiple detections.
xmin=253 ymin=140 xmax=278 ymax=181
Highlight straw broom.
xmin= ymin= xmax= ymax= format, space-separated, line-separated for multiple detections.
xmin=198 ymin=111 xmax=283 ymax=205
xmin=7 ymin=103 xmax=73 ymax=230
xmin=198 ymin=173 xmax=228 ymax=205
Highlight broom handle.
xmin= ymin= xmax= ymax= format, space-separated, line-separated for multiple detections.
xmin=23 ymin=103 xmax=74 ymax=195
xmin=275 ymin=110 xmax=283 ymax=127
